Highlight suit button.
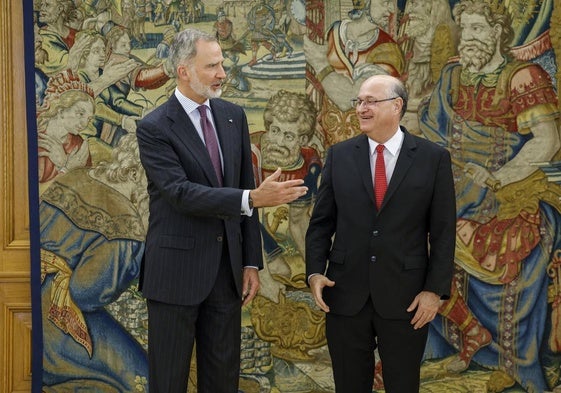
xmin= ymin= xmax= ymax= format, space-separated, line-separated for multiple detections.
xmin=371 ymin=256 xmax=376 ymax=262
xmin=217 ymin=236 xmax=223 ymax=242
xmin=372 ymin=230 xmax=379 ymax=237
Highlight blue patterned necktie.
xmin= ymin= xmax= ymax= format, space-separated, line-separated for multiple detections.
xmin=197 ymin=105 xmax=223 ymax=186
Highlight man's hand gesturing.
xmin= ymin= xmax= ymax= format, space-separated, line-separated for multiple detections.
xmin=251 ymin=168 xmax=308 ymax=207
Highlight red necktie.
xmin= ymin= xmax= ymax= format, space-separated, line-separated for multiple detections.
xmin=197 ymin=105 xmax=223 ymax=186
xmin=374 ymin=144 xmax=387 ymax=209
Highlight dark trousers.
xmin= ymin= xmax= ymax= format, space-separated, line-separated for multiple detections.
xmin=326 ymin=297 xmax=428 ymax=393
xmin=147 ymin=252 xmax=241 ymax=393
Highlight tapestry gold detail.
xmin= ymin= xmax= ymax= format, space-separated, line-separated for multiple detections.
xmin=250 ymin=292 xmax=326 ymax=361
xmin=547 ymin=249 xmax=561 ymax=351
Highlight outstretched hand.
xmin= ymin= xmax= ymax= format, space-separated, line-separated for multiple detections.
xmin=251 ymin=168 xmax=308 ymax=208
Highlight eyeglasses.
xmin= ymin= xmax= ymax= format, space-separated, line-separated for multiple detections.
xmin=350 ymin=96 xmax=398 ymax=108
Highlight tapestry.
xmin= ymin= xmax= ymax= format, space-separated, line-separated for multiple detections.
xmin=28 ymin=0 xmax=561 ymax=392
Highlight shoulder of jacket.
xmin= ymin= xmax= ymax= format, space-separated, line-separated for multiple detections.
xmin=334 ymin=134 xmax=364 ymax=149
xmin=411 ymin=134 xmax=448 ymax=155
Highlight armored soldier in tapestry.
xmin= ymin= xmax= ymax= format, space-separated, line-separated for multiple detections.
xmin=31 ymin=0 xmax=561 ymax=392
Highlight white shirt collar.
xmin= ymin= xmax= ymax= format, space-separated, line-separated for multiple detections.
xmin=174 ymin=88 xmax=210 ymax=115
xmin=368 ymin=127 xmax=404 ymax=157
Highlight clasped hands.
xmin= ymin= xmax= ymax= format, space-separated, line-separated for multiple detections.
xmin=250 ymin=168 xmax=308 ymax=207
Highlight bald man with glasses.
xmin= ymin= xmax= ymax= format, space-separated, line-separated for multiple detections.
xmin=306 ymin=75 xmax=456 ymax=393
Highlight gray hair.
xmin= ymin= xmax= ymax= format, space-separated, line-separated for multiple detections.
xmin=169 ymin=29 xmax=218 ymax=77
xmin=388 ymin=78 xmax=408 ymax=119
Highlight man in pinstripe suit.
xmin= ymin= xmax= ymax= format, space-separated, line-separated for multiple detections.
xmin=136 ymin=28 xmax=307 ymax=393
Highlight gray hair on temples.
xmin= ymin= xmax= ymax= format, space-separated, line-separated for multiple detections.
xmin=390 ymin=78 xmax=408 ymax=119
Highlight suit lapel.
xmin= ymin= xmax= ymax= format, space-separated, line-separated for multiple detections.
xmin=354 ymin=129 xmax=417 ymax=211
xmin=210 ymin=99 xmax=235 ymax=187
xmin=354 ymin=135 xmax=376 ymax=206
xmin=383 ymin=129 xmax=416 ymax=207
xmin=167 ymin=95 xmax=221 ymax=187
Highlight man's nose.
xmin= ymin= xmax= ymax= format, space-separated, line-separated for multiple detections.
xmin=217 ymin=65 xmax=227 ymax=79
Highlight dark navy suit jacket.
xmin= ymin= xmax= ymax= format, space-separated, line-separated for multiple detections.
xmin=137 ymin=94 xmax=263 ymax=305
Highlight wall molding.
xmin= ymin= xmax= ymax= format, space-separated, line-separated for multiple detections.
xmin=0 ymin=0 xmax=32 ymax=391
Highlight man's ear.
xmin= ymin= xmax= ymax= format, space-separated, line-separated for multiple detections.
xmin=393 ymin=99 xmax=402 ymax=115
xmin=177 ymin=65 xmax=190 ymax=80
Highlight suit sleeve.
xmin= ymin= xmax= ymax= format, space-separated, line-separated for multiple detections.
xmin=305 ymin=146 xmax=337 ymax=280
xmin=425 ymin=148 xmax=456 ymax=298
xmin=239 ymin=110 xmax=264 ymax=269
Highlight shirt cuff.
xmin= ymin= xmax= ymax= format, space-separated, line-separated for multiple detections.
xmin=241 ymin=189 xmax=253 ymax=216
xmin=308 ymin=273 xmax=320 ymax=284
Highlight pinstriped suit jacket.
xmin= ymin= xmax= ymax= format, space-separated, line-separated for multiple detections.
xmin=136 ymin=94 xmax=263 ymax=305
